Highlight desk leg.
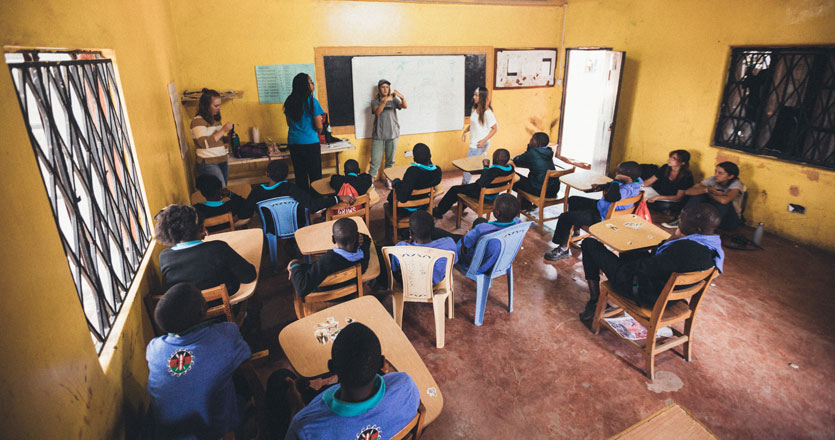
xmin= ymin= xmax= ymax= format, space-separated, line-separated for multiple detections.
xmin=563 ymin=186 xmax=571 ymax=212
xmin=335 ymin=152 xmax=341 ymax=175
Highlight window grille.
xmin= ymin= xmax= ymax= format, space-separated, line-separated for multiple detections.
xmin=6 ymin=51 xmax=151 ymax=352
xmin=714 ymin=47 xmax=835 ymax=170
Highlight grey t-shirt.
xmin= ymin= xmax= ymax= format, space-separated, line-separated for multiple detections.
xmin=371 ymin=97 xmax=401 ymax=140
xmin=701 ymin=176 xmax=746 ymax=215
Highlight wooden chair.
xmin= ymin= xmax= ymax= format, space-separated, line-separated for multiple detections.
xmin=203 ymin=212 xmax=236 ymax=234
xmin=293 ymin=263 xmax=363 ymax=319
xmin=569 ymin=191 xmax=644 ymax=248
xmin=382 ymin=246 xmax=455 ymax=348
xmin=325 ymin=193 xmax=371 ymax=225
xmin=455 ymin=173 xmax=514 ymax=228
xmin=386 ymin=186 xmax=435 ymax=243
xmin=391 ymin=402 xmax=427 ymax=440
xmin=144 ymin=284 xmax=244 ymax=336
xmin=591 ymin=267 xmax=719 ymax=379
xmin=516 ymin=167 xmax=575 ymax=232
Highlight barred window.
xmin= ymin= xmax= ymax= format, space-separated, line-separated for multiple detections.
xmin=714 ymin=47 xmax=835 ymax=170
xmin=6 ymin=50 xmax=152 ymax=353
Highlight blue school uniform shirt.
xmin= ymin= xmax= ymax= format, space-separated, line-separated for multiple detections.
xmin=285 ymin=372 xmax=420 ymax=440
xmin=457 ymin=218 xmax=522 ymax=274
xmin=287 ymin=96 xmax=325 ymax=145
xmin=597 ymin=179 xmax=643 ymax=221
xmin=392 ymin=237 xmax=459 ymax=284
xmin=146 ymin=321 xmax=251 ymax=440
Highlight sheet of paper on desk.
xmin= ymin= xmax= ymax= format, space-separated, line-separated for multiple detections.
xmin=326 ymin=139 xmax=352 ymax=148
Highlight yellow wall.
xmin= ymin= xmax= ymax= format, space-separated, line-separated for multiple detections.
xmin=564 ymin=0 xmax=835 ymax=251
xmin=169 ymin=0 xmax=566 ymax=173
xmin=0 ymin=0 xmax=186 ymax=438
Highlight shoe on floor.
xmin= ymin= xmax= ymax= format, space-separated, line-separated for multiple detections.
xmin=662 ymin=218 xmax=680 ymax=228
xmin=579 ymin=300 xmax=598 ymax=321
xmin=385 ymin=179 xmax=393 ymax=190
xmin=544 ymin=246 xmax=570 ymax=261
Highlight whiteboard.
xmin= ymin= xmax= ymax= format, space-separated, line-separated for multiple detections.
xmin=352 ymin=55 xmax=465 ymax=139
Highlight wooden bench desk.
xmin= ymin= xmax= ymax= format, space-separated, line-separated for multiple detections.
xmin=589 ymin=214 xmax=670 ymax=253
xmin=204 ymin=229 xmax=263 ymax=304
xmin=294 ymin=217 xmax=380 ymax=281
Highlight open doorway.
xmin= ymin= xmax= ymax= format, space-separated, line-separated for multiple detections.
xmin=557 ymin=48 xmax=625 ymax=174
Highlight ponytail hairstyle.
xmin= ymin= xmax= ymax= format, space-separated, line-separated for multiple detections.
xmin=666 ymin=149 xmax=692 ymax=182
xmin=472 ymin=87 xmax=491 ymax=125
xmin=717 ymin=161 xmax=740 ymax=186
xmin=196 ymin=88 xmax=221 ymax=123
xmin=284 ymin=73 xmax=313 ymax=122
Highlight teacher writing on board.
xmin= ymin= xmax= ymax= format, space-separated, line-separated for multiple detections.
xmin=369 ymin=79 xmax=407 ymax=189
xmin=284 ymin=73 xmax=325 ymax=191
xmin=461 ymin=87 xmax=498 ymax=184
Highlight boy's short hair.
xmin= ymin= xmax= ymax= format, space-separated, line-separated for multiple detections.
xmin=679 ymin=203 xmax=722 ymax=236
xmin=195 ymin=174 xmax=223 ymax=199
xmin=617 ymin=161 xmax=642 ymax=181
xmin=330 ymin=323 xmax=382 ymax=388
xmin=332 ymin=217 xmax=358 ymax=248
xmin=492 ymin=148 xmax=510 ymax=165
xmin=533 ymin=132 xmax=549 ymax=147
xmin=409 ymin=210 xmax=434 ymax=241
xmin=155 ymin=283 xmax=208 ymax=334
xmin=412 ymin=143 xmax=431 ymax=165
xmin=343 ymin=159 xmax=361 ymax=175
xmin=717 ymin=161 xmax=740 ymax=179
xmin=155 ymin=204 xmax=204 ymax=246
xmin=493 ymin=193 xmax=520 ymax=222
xmin=267 ymin=160 xmax=289 ymax=182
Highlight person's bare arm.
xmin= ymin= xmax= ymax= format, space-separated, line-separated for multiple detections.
xmin=643 ymin=175 xmax=658 ymax=187
xmin=477 ymin=124 xmax=498 ymax=148
xmin=313 ymin=115 xmax=323 ymax=132
xmin=708 ymin=188 xmax=739 ymax=205
xmin=685 ymin=183 xmax=708 ymax=196
xmin=373 ymin=96 xmax=392 ymax=115
xmin=393 ymin=91 xmax=407 ymax=109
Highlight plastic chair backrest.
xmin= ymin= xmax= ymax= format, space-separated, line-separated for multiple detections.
xmin=383 ymin=246 xmax=455 ymax=301
xmin=464 ymin=221 xmax=532 ymax=279
xmin=257 ymin=196 xmax=307 ymax=239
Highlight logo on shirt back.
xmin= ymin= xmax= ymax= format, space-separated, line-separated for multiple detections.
xmin=356 ymin=425 xmax=381 ymax=440
xmin=167 ymin=349 xmax=194 ymax=376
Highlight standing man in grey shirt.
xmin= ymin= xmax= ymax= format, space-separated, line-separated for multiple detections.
xmin=369 ymin=79 xmax=407 ymax=189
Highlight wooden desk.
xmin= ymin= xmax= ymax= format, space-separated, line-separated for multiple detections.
xmin=190 ymin=183 xmax=252 ymax=204
xmin=204 ymin=229 xmax=263 ymax=304
xmin=452 ymin=156 xmax=489 ymax=173
xmin=294 ymin=217 xmax=380 ymax=281
xmin=278 ymin=296 xmax=444 ymax=426
xmin=383 ymin=166 xmax=445 ymax=194
xmin=589 ymin=214 xmax=671 ymax=253
xmin=611 ymin=403 xmax=717 ymax=439
xmin=310 ymin=177 xmax=381 ymax=206
xmin=227 ymin=141 xmax=356 ymax=186
xmin=559 ymin=170 xmax=612 ymax=193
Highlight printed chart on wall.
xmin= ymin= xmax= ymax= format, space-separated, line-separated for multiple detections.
xmin=351 ymin=55 xmax=465 ymax=139
xmin=494 ymin=48 xmax=558 ymax=89
xmin=255 ymin=63 xmax=316 ymax=104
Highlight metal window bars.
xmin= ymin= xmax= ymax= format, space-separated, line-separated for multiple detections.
xmin=7 ymin=56 xmax=151 ymax=352
xmin=714 ymin=47 xmax=835 ymax=170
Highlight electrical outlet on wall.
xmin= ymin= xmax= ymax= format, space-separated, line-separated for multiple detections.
xmin=404 ymin=150 xmax=413 ymax=157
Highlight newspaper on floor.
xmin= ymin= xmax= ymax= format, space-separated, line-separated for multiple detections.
xmin=603 ymin=313 xmax=673 ymax=340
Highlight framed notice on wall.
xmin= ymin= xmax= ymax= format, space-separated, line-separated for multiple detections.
xmin=494 ymin=48 xmax=558 ymax=89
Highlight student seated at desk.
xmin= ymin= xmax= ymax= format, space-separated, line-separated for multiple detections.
xmin=512 ymin=132 xmax=560 ymax=210
xmin=386 ymin=142 xmax=443 ymax=216
xmin=285 ymin=322 xmax=420 ymax=440
xmin=432 ymin=148 xmax=514 ymax=218
xmin=328 ymin=159 xmax=373 ymax=198
xmin=146 ymin=283 xmax=252 ymax=439
xmin=458 ymin=193 xmax=521 ymax=274
xmin=544 ymin=161 xmax=643 ymax=262
xmin=389 ymin=210 xmax=458 ymax=285
xmin=193 ymin=174 xmax=247 ymax=232
xmin=287 ymin=218 xmax=371 ymax=297
xmin=156 ymin=204 xmax=256 ymax=294
xmin=244 ymin=160 xmax=354 ymax=222
xmin=578 ymin=203 xmax=724 ymax=321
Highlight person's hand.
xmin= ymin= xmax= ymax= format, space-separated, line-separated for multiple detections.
xmin=222 ymin=122 xmax=233 ymax=133
xmin=482 ymin=158 xmax=490 ymax=167
xmin=461 ymin=132 xmax=467 ymax=142
xmin=647 ymin=196 xmax=659 ymax=203
xmin=339 ymin=195 xmax=356 ymax=205
xmin=393 ymin=90 xmax=403 ymax=99
xmin=707 ymin=187 xmax=722 ymax=196
xmin=590 ymin=183 xmax=604 ymax=192
xmin=220 ymin=188 xmax=231 ymax=198
xmin=357 ymin=234 xmax=365 ymax=247
xmin=286 ymin=259 xmax=301 ymax=280
xmin=476 ymin=139 xmax=487 ymax=149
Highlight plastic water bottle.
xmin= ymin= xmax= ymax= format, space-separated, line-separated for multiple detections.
xmin=752 ymin=222 xmax=764 ymax=246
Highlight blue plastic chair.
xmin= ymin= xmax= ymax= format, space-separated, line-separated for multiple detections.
xmin=454 ymin=221 xmax=533 ymax=326
xmin=257 ymin=196 xmax=309 ymax=271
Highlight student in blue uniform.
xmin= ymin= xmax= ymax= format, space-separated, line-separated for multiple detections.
xmin=389 ymin=210 xmax=458 ymax=285
xmin=285 ymin=322 xmax=420 ymax=440
xmin=193 ymin=174 xmax=247 ymax=231
xmin=457 ymin=193 xmax=521 ymax=274
xmin=432 ymin=148 xmax=514 ymax=219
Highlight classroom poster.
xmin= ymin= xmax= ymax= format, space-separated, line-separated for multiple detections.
xmin=255 ymin=63 xmax=316 ymax=104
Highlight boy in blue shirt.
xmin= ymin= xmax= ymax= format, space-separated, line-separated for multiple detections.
xmin=146 ymin=283 xmax=252 ymax=439
xmin=390 ymin=210 xmax=458 ymax=285
xmin=458 ymin=193 xmax=522 ymax=274
xmin=544 ymin=161 xmax=644 ymax=262
xmin=285 ymin=322 xmax=420 ymax=440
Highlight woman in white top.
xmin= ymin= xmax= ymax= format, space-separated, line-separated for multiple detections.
xmin=190 ymin=89 xmax=234 ymax=186
xmin=460 ymin=87 xmax=498 ymax=184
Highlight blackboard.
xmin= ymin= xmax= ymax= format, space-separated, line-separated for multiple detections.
xmin=322 ymin=53 xmax=487 ymax=127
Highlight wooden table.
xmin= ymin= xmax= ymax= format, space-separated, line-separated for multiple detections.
xmin=278 ymin=296 xmax=444 ymax=426
xmin=383 ymin=165 xmax=445 ymax=194
xmin=452 ymin=156 xmax=490 ymax=173
xmin=227 ymin=140 xmax=356 ymax=186
xmin=294 ymin=217 xmax=381 ymax=281
xmin=589 ymin=214 xmax=671 ymax=253
xmin=204 ymin=229 xmax=263 ymax=304
xmin=611 ymin=403 xmax=717 ymax=439
xmin=559 ymin=170 xmax=613 ymax=193
xmin=310 ymin=177 xmax=381 ymax=206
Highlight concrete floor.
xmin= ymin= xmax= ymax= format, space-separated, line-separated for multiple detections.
xmin=248 ymin=170 xmax=835 ymax=439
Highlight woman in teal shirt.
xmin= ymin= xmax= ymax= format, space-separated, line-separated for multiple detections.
xmin=284 ymin=73 xmax=325 ymax=191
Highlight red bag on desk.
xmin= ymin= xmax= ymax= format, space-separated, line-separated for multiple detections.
xmin=634 ymin=198 xmax=652 ymax=222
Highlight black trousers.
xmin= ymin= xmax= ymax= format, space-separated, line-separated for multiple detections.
xmin=435 ymin=183 xmax=482 ymax=215
xmin=580 ymin=238 xmax=647 ymax=303
xmin=288 ymin=143 xmax=322 ymax=192
xmin=551 ymin=196 xmax=601 ymax=246
xmin=513 ymin=178 xmax=559 ymax=198
xmin=685 ymin=194 xmax=739 ymax=229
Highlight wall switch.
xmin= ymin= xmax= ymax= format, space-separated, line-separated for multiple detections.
xmin=788 ymin=203 xmax=806 ymax=214
xmin=404 ymin=150 xmax=413 ymax=157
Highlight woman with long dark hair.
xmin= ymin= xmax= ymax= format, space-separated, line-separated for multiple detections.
xmin=642 ymin=149 xmax=694 ymax=211
xmin=460 ymin=87 xmax=498 ymax=184
xmin=191 ymin=89 xmax=234 ymax=185
xmin=284 ymin=73 xmax=324 ymax=191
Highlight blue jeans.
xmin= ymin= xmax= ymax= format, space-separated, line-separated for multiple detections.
xmin=195 ymin=161 xmax=228 ymax=186
xmin=369 ymin=137 xmax=398 ymax=179
xmin=462 ymin=141 xmax=490 ymax=184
